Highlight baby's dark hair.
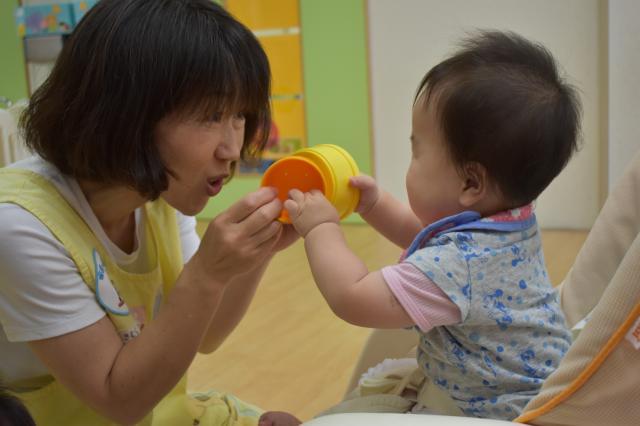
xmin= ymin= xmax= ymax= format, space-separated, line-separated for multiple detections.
xmin=416 ymin=30 xmax=582 ymax=206
xmin=0 ymin=387 xmax=35 ymax=426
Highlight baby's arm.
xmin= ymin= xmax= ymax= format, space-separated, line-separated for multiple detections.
xmin=350 ymin=175 xmax=422 ymax=249
xmin=285 ymin=189 xmax=414 ymax=328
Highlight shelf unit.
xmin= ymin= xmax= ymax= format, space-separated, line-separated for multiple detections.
xmin=16 ymin=1 xmax=96 ymax=94
xmin=227 ymin=0 xmax=308 ymax=176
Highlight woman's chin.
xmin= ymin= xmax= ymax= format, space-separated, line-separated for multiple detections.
xmin=161 ymin=191 xmax=213 ymax=217
xmin=167 ymin=198 xmax=207 ymax=217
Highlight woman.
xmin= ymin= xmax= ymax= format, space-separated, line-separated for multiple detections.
xmin=0 ymin=1 xmax=296 ymax=424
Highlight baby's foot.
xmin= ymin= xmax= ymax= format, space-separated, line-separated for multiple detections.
xmin=258 ymin=411 xmax=302 ymax=426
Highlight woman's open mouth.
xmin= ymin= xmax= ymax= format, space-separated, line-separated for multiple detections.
xmin=206 ymin=176 xmax=225 ymax=196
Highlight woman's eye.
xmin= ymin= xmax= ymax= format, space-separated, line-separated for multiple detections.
xmin=233 ymin=113 xmax=246 ymax=121
xmin=211 ymin=112 xmax=223 ymax=122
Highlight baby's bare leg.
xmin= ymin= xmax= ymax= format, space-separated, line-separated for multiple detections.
xmin=258 ymin=411 xmax=302 ymax=426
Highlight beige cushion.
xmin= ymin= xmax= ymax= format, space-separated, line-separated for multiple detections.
xmin=516 ymin=151 xmax=640 ymax=426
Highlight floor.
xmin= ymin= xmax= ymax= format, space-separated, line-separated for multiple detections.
xmin=187 ymin=223 xmax=588 ymax=421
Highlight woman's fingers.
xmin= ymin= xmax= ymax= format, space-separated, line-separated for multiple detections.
xmin=254 ymin=227 xmax=283 ymax=256
xmin=194 ymin=188 xmax=283 ymax=282
xmin=251 ymin=220 xmax=282 ymax=247
xmin=224 ymin=187 xmax=279 ymax=224
xmin=241 ymin=198 xmax=282 ymax=237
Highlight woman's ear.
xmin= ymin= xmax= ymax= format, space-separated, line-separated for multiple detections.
xmin=458 ymin=162 xmax=489 ymax=208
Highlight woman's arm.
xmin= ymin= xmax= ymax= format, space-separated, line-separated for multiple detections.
xmin=197 ymin=256 xmax=269 ymax=354
xmin=29 ymin=187 xmax=284 ymax=425
xmin=29 ymin=266 xmax=224 ymax=424
xmin=197 ymin=223 xmax=298 ymax=354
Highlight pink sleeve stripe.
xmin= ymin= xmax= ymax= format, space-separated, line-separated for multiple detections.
xmin=381 ymin=263 xmax=461 ymax=333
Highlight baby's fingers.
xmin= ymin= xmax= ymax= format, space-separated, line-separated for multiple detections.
xmin=349 ymin=174 xmax=376 ymax=189
xmin=284 ymin=199 xmax=301 ymax=220
xmin=288 ymin=188 xmax=305 ymax=203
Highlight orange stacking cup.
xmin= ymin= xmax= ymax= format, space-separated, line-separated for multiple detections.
xmin=261 ymin=144 xmax=360 ymax=223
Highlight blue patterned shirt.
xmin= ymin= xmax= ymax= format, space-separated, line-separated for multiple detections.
xmin=404 ymin=206 xmax=572 ymax=420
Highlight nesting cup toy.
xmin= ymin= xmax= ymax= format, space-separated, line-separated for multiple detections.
xmin=261 ymin=144 xmax=360 ymax=223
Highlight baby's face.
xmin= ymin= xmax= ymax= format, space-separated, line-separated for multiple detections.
xmin=406 ymin=98 xmax=466 ymax=227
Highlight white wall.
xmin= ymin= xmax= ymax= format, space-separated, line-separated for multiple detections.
xmin=367 ymin=0 xmax=602 ymax=229
xmin=608 ymin=0 xmax=640 ymax=189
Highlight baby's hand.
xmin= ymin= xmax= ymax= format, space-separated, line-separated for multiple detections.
xmin=349 ymin=174 xmax=381 ymax=215
xmin=284 ymin=189 xmax=340 ymax=237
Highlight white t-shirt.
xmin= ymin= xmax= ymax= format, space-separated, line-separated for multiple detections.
xmin=0 ymin=157 xmax=200 ymax=384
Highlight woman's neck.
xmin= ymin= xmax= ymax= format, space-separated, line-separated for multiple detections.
xmin=77 ymin=180 xmax=147 ymax=253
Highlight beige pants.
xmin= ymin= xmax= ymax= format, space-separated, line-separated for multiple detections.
xmin=319 ymin=359 xmax=463 ymax=417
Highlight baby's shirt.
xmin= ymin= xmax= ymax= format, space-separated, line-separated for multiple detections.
xmin=382 ymin=263 xmax=462 ymax=331
xmin=386 ymin=207 xmax=572 ymax=420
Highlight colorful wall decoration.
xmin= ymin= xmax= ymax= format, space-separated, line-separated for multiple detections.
xmin=15 ymin=1 xmax=98 ymax=37
xmin=200 ymin=0 xmax=372 ymax=223
xmin=227 ymin=0 xmax=308 ymax=176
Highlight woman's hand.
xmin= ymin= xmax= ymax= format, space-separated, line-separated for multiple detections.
xmin=189 ymin=187 xmax=283 ymax=286
xmin=284 ymin=189 xmax=340 ymax=237
xmin=349 ymin=175 xmax=381 ymax=215
xmin=270 ymin=224 xmax=300 ymax=253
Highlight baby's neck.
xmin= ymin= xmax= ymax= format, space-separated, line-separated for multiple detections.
xmin=468 ymin=194 xmax=514 ymax=218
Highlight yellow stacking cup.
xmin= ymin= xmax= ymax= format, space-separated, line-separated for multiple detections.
xmin=261 ymin=144 xmax=360 ymax=223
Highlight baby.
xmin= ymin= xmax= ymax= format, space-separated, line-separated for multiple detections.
xmin=261 ymin=30 xmax=580 ymax=424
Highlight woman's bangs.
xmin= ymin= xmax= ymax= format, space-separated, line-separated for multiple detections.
xmin=172 ymin=43 xmax=269 ymax=125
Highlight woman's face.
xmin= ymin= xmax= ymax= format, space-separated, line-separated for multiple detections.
xmin=155 ymin=112 xmax=245 ymax=216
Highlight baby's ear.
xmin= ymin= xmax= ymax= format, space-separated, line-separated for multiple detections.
xmin=458 ymin=162 xmax=489 ymax=208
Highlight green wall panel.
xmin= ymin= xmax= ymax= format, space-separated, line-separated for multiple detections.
xmin=198 ymin=174 xmax=262 ymax=219
xmin=299 ymin=0 xmax=371 ymax=174
xmin=0 ymin=1 xmax=28 ymax=103
xmin=199 ymin=0 xmax=372 ymax=223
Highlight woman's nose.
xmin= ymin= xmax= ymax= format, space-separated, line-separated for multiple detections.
xmin=216 ymin=120 xmax=242 ymax=161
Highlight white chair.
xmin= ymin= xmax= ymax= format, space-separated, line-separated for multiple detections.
xmin=0 ymin=100 xmax=30 ymax=167
xmin=304 ymin=150 xmax=640 ymax=425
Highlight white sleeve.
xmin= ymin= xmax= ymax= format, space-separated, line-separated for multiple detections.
xmin=0 ymin=204 xmax=105 ymax=342
xmin=176 ymin=211 xmax=200 ymax=264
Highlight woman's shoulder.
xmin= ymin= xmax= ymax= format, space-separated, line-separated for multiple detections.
xmin=0 ymin=203 xmax=104 ymax=343
xmin=0 ymin=202 xmax=57 ymax=243
xmin=8 ymin=155 xmax=63 ymax=183
xmin=6 ymin=156 xmax=83 ymax=209
xmin=0 ymin=203 xmax=73 ymax=271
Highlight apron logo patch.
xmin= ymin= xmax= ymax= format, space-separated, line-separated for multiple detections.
xmin=120 ymin=327 xmax=141 ymax=343
xmin=93 ymin=249 xmax=129 ymax=315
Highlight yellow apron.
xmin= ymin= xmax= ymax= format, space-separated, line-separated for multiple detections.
xmin=0 ymin=169 xmax=262 ymax=426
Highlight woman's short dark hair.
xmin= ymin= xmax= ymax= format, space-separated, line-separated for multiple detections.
xmin=416 ymin=30 xmax=582 ymax=206
xmin=21 ymin=0 xmax=271 ymax=199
